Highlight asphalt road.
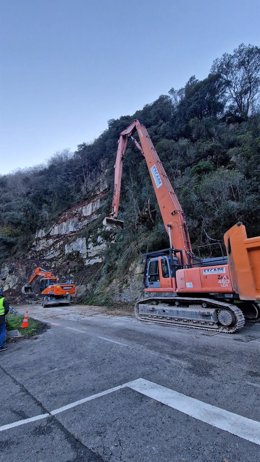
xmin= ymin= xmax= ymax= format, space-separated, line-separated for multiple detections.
xmin=1 ymin=304 xmax=260 ymax=462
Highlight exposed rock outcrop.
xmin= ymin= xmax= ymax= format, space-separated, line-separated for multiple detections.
xmin=1 ymin=189 xmax=143 ymax=305
xmin=0 ymin=265 xmax=19 ymax=292
xmin=31 ymin=192 xmax=107 ymax=266
xmin=1 ymin=192 xmax=109 ymax=302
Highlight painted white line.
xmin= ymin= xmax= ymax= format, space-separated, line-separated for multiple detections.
xmin=128 ymin=378 xmax=260 ymax=446
xmin=0 ymin=413 xmax=49 ymax=432
xmin=66 ymin=327 xmax=86 ymax=333
xmin=0 ymin=383 xmax=130 ymax=433
xmin=2 ymin=377 xmax=260 ymax=447
xmin=98 ymin=336 xmax=128 ymax=347
xmin=50 ymin=383 xmax=128 ymax=415
xmin=50 ymin=322 xmax=129 ymax=345
xmin=49 ymin=322 xmax=60 ymax=327
xmin=49 ymin=323 xmax=128 ymax=344
xmin=247 ymin=381 xmax=260 ymax=389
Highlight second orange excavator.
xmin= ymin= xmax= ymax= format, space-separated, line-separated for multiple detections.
xmin=22 ymin=267 xmax=76 ymax=307
xmin=105 ymin=120 xmax=260 ymax=333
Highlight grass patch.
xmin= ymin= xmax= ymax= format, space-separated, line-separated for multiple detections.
xmin=6 ymin=314 xmax=48 ymax=338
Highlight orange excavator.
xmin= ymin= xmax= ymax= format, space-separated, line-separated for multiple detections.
xmin=104 ymin=120 xmax=260 ymax=333
xmin=22 ymin=267 xmax=76 ymax=307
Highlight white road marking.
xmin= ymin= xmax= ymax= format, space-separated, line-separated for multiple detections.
xmin=128 ymin=378 xmax=260 ymax=446
xmin=246 ymin=381 xmax=260 ymax=389
xmin=50 ymin=322 xmax=129 ymax=344
xmin=66 ymin=326 xmax=86 ymax=333
xmin=0 ymin=413 xmax=49 ymax=432
xmin=0 ymin=384 xmax=128 ymax=433
xmin=65 ymin=327 xmax=129 ymax=344
xmin=1 ymin=378 xmax=260 ymax=446
xmin=98 ymin=336 xmax=128 ymax=347
xmin=49 ymin=322 xmax=60 ymax=326
xmin=50 ymin=383 xmax=127 ymax=415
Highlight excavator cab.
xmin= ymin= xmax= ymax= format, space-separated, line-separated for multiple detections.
xmin=144 ymin=249 xmax=179 ymax=289
xmin=39 ymin=277 xmax=57 ymax=292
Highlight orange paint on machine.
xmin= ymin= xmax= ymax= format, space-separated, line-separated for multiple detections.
xmin=105 ymin=120 xmax=260 ymax=333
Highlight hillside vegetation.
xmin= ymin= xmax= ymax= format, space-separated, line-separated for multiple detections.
xmin=0 ymin=44 xmax=259 ymax=302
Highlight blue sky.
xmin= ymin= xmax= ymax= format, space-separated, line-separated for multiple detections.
xmin=1 ymin=0 xmax=259 ymax=174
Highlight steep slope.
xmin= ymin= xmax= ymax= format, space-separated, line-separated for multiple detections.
xmin=1 ymin=44 xmax=259 ymax=305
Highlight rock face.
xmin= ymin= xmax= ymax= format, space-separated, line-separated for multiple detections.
xmin=34 ymin=195 xmax=102 ymax=239
xmin=1 ymin=189 xmax=143 ymax=305
xmin=0 ymin=192 xmax=108 ymax=301
xmin=0 ymin=265 xmax=19 ymax=292
xmin=31 ymin=192 xmax=107 ymax=265
xmin=105 ymin=262 xmax=144 ymax=304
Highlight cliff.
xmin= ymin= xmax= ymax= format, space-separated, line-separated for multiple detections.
xmin=1 ymin=44 xmax=259 ymax=306
xmin=0 ymin=189 xmax=143 ymax=305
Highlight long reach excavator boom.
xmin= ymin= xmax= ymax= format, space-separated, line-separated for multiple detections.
xmin=105 ymin=120 xmax=192 ymax=265
xmin=105 ymin=120 xmax=260 ymax=333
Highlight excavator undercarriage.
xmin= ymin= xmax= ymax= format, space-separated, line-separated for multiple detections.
xmin=135 ymin=296 xmax=247 ymax=333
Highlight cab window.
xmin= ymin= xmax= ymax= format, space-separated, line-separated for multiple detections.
xmin=161 ymin=257 xmax=170 ymax=278
xmin=148 ymin=259 xmax=159 ymax=282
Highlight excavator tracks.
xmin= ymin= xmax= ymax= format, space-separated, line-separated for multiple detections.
xmin=135 ymin=296 xmax=246 ymax=333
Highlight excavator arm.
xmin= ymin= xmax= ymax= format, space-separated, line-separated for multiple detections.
xmin=28 ymin=267 xmax=58 ymax=285
xmin=106 ymin=120 xmax=192 ymax=265
xmin=22 ymin=267 xmax=58 ymax=294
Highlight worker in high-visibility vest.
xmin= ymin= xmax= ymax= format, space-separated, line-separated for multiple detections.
xmin=0 ymin=288 xmax=10 ymax=352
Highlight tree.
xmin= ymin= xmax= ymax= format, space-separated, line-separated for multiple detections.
xmin=168 ymin=74 xmax=225 ymax=138
xmin=211 ymin=44 xmax=260 ymax=118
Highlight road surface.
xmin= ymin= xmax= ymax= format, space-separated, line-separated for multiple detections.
xmin=1 ymin=303 xmax=260 ymax=461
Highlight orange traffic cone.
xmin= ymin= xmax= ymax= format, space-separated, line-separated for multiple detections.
xmin=21 ymin=310 xmax=29 ymax=329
